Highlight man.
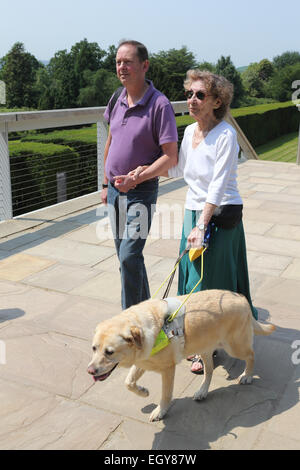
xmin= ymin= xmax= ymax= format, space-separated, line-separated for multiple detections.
xmin=102 ymin=40 xmax=178 ymax=309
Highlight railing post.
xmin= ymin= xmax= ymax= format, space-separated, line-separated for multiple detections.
xmin=0 ymin=122 xmax=13 ymax=221
xmin=297 ymin=106 xmax=300 ymax=165
xmin=97 ymin=121 xmax=108 ymax=191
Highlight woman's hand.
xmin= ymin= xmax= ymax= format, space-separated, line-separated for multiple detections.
xmin=128 ymin=165 xmax=149 ymax=181
xmin=187 ymin=226 xmax=204 ymax=248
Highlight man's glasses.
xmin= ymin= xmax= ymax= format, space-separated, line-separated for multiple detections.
xmin=184 ymin=90 xmax=211 ymax=100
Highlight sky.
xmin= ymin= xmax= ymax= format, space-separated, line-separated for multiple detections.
xmin=0 ymin=0 xmax=299 ymax=67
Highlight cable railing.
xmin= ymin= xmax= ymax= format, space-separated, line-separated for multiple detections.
xmin=9 ymin=136 xmax=98 ymax=216
xmin=0 ymin=102 xmax=258 ymax=222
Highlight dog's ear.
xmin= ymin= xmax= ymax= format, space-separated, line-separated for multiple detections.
xmin=123 ymin=326 xmax=143 ymax=349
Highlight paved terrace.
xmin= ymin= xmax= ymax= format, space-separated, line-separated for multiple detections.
xmin=0 ymin=159 xmax=300 ymax=450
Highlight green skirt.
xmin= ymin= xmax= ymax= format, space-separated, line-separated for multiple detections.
xmin=178 ymin=209 xmax=258 ymax=319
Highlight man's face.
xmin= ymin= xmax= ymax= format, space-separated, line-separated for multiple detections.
xmin=116 ymin=45 xmax=149 ymax=87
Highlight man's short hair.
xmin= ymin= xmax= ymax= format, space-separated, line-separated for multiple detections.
xmin=117 ymin=40 xmax=149 ymax=62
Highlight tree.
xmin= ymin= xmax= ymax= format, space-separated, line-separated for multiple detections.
xmin=273 ymin=51 xmax=300 ymax=69
xmin=242 ymin=59 xmax=274 ymax=98
xmin=215 ymin=56 xmax=244 ymax=107
xmin=257 ymin=59 xmax=274 ymax=81
xmin=1 ymin=42 xmax=42 ymax=108
xmin=242 ymin=63 xmax=262 ymax=97
xmin=47 ymin=49 xmax=77 ymax=108
xmin=44 ymin=39 xmax=107 ymax=109
xmin=148 ymin=47 xmax=197 ymax=100
xmin=34 ymin=67 xmax=54 ymax=109
xmin=77 ymin=69 xmax=120 ymax=107
xmin=102 ymin=45 xmax=118 ymax=74
xmin=70 ymin=38 xmax=106 ymax=90
xmin=197 ymin=61 xmax=216 ymax=72
xmin=265 ymin=63 xmax=300 ymax=101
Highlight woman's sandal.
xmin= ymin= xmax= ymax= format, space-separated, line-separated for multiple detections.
xmin=186 ymin=355 xmax=195 ymax=361
xmin=190 ymin=355 xmax=204 ymax=374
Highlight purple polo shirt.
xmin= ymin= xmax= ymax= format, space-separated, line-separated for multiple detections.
xmin=104 ymin=80 xmax=178 ymax=182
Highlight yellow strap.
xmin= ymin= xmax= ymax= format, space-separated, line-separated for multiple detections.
xmin=167 ymin=247 xmax=206 ymax=322
xmin=151 ymin=256 xmax=182 ymax=300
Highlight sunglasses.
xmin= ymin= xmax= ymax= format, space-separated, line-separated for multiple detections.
xmin=184 ymin=90 xmax=212 ymax=100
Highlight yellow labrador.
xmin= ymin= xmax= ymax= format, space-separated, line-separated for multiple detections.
xmin=87 ymin=289 xmax=275 ymax=421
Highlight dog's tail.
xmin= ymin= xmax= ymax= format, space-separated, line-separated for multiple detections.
xmin=252 ymin=317 xmax=276 ymax=336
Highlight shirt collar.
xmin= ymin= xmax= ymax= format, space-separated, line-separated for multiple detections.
xmin=120 ymin=80 xmax=155 ymax=108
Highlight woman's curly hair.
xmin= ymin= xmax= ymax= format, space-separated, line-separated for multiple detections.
xmin=184 ymin=69 xmax=234 ymax=120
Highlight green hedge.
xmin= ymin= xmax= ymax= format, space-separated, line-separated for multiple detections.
xmin=20 ymin=125 xmax=97 ymax=145
xmin=176 ymin=101 xmax=299 ymax=147
xmin=9 ymin=141 xmax=81 ymax=216
xmin=8 ymin=100 xmax=299 ymax=216
xmin=234 ymin=105 xmax=299 ymax=147
xmin=20 ymin=128 xmax=98 ymax=203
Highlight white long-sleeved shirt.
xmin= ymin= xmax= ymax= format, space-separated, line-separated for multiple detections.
xmin=168 ymin=120 xmax=242 ymax=210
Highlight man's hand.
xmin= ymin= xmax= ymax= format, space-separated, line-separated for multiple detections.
xmin=101 ymin=187 xmax=108 ymax=205
xmin=113 ymin=174 xmax=137 ymax=192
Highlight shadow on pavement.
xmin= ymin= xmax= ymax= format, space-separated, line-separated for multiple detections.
xmin=151 ymin=311 xmax=300 ymax=450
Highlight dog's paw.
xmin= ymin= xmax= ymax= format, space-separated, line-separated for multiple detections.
xmin=193 ymin=386 xmax=208 ymax=401
xmin=137 ymin=386 xmax=149 ymax=397
xmin=149 ymin=405 xmax=167 ymax=422
xmin=126 ymin=383 xmax=149 ymax=397
xmin=238 ymin=373 xmax=253 ymax=385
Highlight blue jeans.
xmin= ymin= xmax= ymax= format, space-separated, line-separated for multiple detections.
xmin=107 ymin=180 xmax=158 ymax=310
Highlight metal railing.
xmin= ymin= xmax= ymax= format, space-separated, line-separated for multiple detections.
xmin=0 ymin=102 xmax=258 ymax=222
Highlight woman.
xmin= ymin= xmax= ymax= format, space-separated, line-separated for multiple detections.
xmin=167 ymin=70 xmax=257 ymax=372
xmin=123 ymin=70 xmax=257 ymax=373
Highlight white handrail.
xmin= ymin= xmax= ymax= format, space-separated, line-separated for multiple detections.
xmin=0 ymin=102 xmax=259 ymax=222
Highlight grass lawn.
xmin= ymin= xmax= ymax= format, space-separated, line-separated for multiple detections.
xmin=255 ymin=132 xmax=299 ymax=163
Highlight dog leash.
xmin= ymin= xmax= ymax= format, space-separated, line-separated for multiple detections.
xmin=149 ymin=224 xmax=214 ymax=357
xmin=152 ymin=223 xmax=213 ymax=303
xmin=151 ymin=247 xmax=190 ymax=301
xmin=151 ymin=244 xmax=208 ymax=322
xmin=150 ymin=246 xmax=207 ymax=356
xmin=167 ymin=246 xmax=207 ymax=322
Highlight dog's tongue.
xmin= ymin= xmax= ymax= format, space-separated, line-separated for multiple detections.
xmin=92 ymin=363 xmax=119 ymax=383
xmin=93 ymin=372 xmax=110 ymax=382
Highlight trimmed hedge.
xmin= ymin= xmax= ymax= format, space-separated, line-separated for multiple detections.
xmin=234 ymin=105 xmax=299 ymax=147
xmin=9 ymin=141 xmax=81 ymax=216
xmin=176 ymin=101 xmax=299 ymax=147
xmin=8 ymin=100 xmax=299 ymax=216
xmin=20 ymin=125 xmax=97 ymax=145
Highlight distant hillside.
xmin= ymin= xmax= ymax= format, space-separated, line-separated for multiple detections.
xmin=237 ymin=65 xmax=248 ymax=73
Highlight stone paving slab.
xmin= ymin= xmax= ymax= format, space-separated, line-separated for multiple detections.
xmin=0 ymin=160 xmax=300 ymax=450
xmin=1 ymin=331 xmax=92 ymax=399
xmin=23 ymin=263 xmax=101 ymax=293
xmin=0 ymin=253 xmax=56 ymax=282
xmin=0 ymin=379 xmax=121 ymax=450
